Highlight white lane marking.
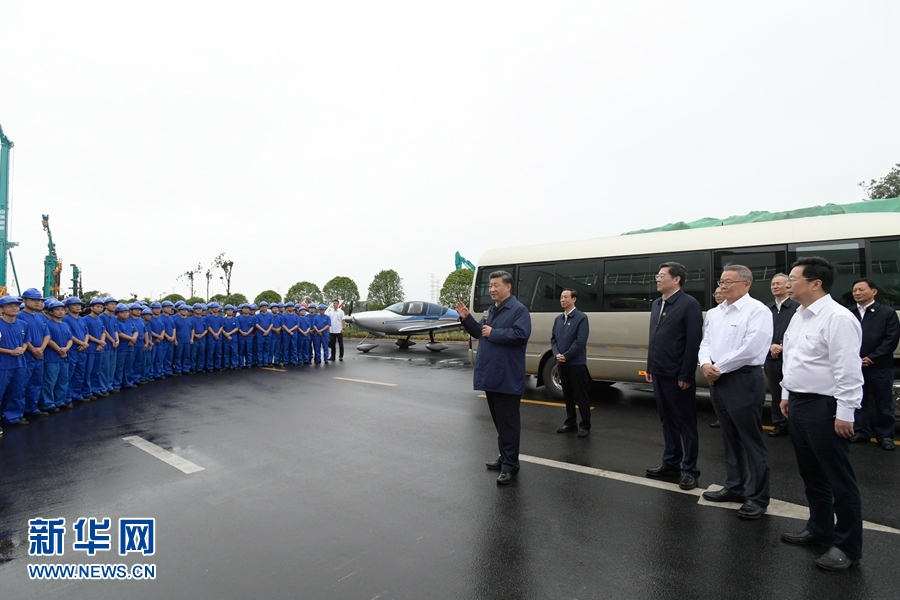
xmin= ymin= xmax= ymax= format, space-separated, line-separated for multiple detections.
xmin=333 ymin=376 xmax=397 ymax=387
xmin=122 ymin=436 xmax=205 ymax=474
xmin=519 ymin=454 xmax=900 ymax=535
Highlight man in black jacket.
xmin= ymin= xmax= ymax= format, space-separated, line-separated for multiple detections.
xmin=645 ymin=262 xmax=704 ymax=490
xmin=849 ymin=278 xmax=899 ymax=450
xmin=764 ymin=274 xmax=799 ymax=438
xmin=552 ymin=289 xmax=591 ymax=437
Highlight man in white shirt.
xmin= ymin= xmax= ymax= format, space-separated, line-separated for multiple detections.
xmin=698 ymin=265 xmax=773 ymax=520
xmin=325 ymin=300 xmax=345 ymax=361
xmin=779 ymin=256 xmax=864 ymax=571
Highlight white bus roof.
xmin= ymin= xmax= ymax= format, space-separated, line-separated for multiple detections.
xmin=476 ymin=212 xmax=900 ymax=266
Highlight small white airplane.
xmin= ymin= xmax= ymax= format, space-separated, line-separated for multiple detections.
xmin=345 ymin=300 xmax=463 ymax=353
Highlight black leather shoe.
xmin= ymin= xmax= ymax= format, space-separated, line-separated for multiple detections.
xmin=645 ymin=464 xmax=680 ymax=478
xmin=556 ymin=425 xmax=577 ymax=433
xmin=768 ymin=423 xmax=788 ymax=437
xmin=879 ymin=438 xmax=895 ymax=451
xmin=27 ymin=411 xmax=50 ymax=418
xmin=781 ymin=530 xmax=831 ymax=546
xmin=46 ymin=407 xmax=60 ymax=414
xmin=679 ymin=473 xmax=697 ymax=490
xmin=4 ymin=418 xmax=29 ymax=426
xmin=702 ymin=488 xmax=745 ymax=503
xmin=485 ymin=456 xmax=502 ymax=470
xmin=496 ymin=472 xmax=516 ymax=485
xmin=62 ymin=403 xmax=73 ymax=409
xmin=577 ymin=429 xmax=590 ymax=438
xmin=98 ymin=391 xmax=111 ymax=397
xmin=710 ymin=421 xmax=720 ymax=428
xmin=848 ymin=433 xmax=868 ymax=444
xmin=737 ymin=500 xmax=767 ymax=519
xmin=815 ymin=547 xmax=859 ymax=571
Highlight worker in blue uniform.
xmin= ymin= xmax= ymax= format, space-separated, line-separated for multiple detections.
xmin=140 ymin=308 xmax=155 ymax=382
xmin=129 ymin=304 xmax=146 ymax=384
xmin=255 ymin=301 xmax=274 ymax=367
xmin=113 ymin=304 xmax=136 ymax=390
xmin=173 ymin=305 xmax=193 ymax=375
xmin=297 ymin=305 xmax=312 ymax=364
xmin=222 ymin=305 xmax=239 ymax=369
xmin=0 ymin=295 xmax=30 ymax=428
xmin=205 ymin=302 xmax=224 ymax=371
xmin=238 ymin=304 xmax=255 ymax=368
xmin=190 ymin=303 xmax=207 ymax=373
xmin=18 ymin=288 xmax=51 ymax=419
xmin=100 ymin=297 xmax=118 ymax=394
xmin=160 ymin=301 xmax=176 ymax=376
xmin=271 ymin=303 xmax=283 ymax=366
xmin=308 ymin=304 xmax=321 ymax=363
xmin=281 ymin=302 xmax=298 ymax=365
xmin=314 ymin=303 xmax=330 ymax=363
xmin=43 ymin=299 xmax=73 ymax=410
xmin=148 ymin=302 xmax=165 ymax=378
xmin=63 ymin=297 xmax=89 ymax=403
xmin=82 ymin=298 xmax=108 ymax=399
xmin=249 ymin=304 xmax=259 ymax=366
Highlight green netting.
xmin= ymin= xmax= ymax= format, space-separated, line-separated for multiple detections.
xmin=623 ymin=197 xmax=900 ymax=235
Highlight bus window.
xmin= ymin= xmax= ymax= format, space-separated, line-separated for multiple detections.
xmin=868 ymin=238 xmax=900 ymax=308
xmin=603 ymin=253 xmax=706 ymax=311
xmin=789 ymin=240 xmax=865 ymax=306
xmin=517 ymin=260 xmax=600 ymax=313
xmin=714 ymin=246 xmax=786 ymax=303
xmin=473 ymin=265 xmax=515 ymax=313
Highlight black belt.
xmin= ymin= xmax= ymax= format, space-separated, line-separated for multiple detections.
xmin=724 ymin=365 xmax=762 ymax=374
xmin=788 ymin=391 xmax=827 ymax=399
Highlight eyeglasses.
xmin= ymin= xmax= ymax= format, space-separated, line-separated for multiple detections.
xmin=786 ymin=276 xmax=816 ymax=283
xmin=716 ymin=279 xmax=747 ymax=287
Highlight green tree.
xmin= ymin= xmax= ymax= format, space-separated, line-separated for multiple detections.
xmin=178 ymin=263 xmax=202 ymax=298
xmin=285 ymin=281 xmax=323 ymax=305
xmin=859 ymin=163 xmax=900 ymax=200
xmin=82 ymin=289 xmax=109 ymax=301
xmin=366 ymin=269 xmax=404 ymax=310
xmin=213 ymin=253 xmax=235 ymax=295
xmin=224 ymin=293 xmax=248 ymax=306
xmin=185 ymin=296 xmax=205 ymax=306
xmin=209 ymin=293 xmax=227 ymax=304
xmin=254 ymin=290 xmax=282 ymax=305
xmin=439 ymin=269 xmax=474 ymax=306
xmin=160 ymin=292 xmax=186 ymax=304
xmin=322 ymin=276 xmax=360 ymax=304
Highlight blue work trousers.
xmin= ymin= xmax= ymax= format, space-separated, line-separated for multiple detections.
xmin=173 ymin=341 xmax=190 ymax=374
xmin=23 ymin=357 xmax=44 ymax=414
xmin=67 ymin=349 xmax=87 ymax=401
xmin=298 ymin=334 xmax=311 ymax=363
xmin=42 ymin=361 xmax=69 ymax=409
xmin=115 ymin=349 xmax=135 ymax=389
xmin=0 ymin=367 xmax=27 ymax=423
xmin=101 ymin=349 xmax=116 ymax=393
xmin=206 ymin=336 xmax=222 ymax=370
xmin=191 ymin=338 xmax=207 ymax=371
xmin=223 ymin=337 xmax=239 ymax=368
xmin=86 ymin=352 xmax=103 ymax=396
xmin=257 ymin=334 xmax=272 ymax=366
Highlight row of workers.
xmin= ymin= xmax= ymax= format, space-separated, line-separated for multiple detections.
xmin=0 ymin=293 xmax=345 ymax=431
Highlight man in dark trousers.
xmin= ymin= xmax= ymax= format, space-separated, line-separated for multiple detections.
xmin=457 ymin=270 xmax=531 ymax=485
xmin=645 ymin=262 xmax=703 ymax=491
xmin=553 ymin=289 xmax=592 ymax=437
xmin=849 ymin=278 xmax=899 ymax=450
xmin=764 ymin=273 xmax=799 ymax=438
xmin=780 ymin=256 xmax=864 ymax=571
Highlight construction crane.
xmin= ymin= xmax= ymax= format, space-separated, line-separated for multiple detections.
xmin=454 ymin=251 xmax=475 ymax=271
xmin=42 ymin=214 xmax=62 ymax=299
xmin=70 ymin=264 xmax=83 ymax=298
xmin=0 ymin=124 xmax=20 ymax=296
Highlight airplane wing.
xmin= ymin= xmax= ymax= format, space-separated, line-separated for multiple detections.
xmin=396 ymin=320 xmax=464 ymax=334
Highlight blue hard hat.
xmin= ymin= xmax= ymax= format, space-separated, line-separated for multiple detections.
xmin=208 ymin=302 xmax=220 ymax=309
xmin=192 ymin=303 xmax=203 ymax=310
xmin=47 ymin=299 xmax=64 ymax=309
xmin=225 ymin=304 xmax=235 ymax=310
xmin=250 ymin=304 xmax=258 ymax=310
xmin=285 ymin=301 xmax=295 ymax=307
xmin=161 ymin=300 xmax=174 ymax=307
xmin=141 ymin=308 xmax=152 ymax=315
xmin=89 ymin=297 xmax=105 ymax=306
xmin=318 ymin=304 xmax=326 ymax=310
xmin=0 ymin=295 xmax=20 ymax=307
xmin=64 ymin=296 xmax=83 ymax=306
xmin=130 ymin=303 xmax=142 ymax=310
xmin=20 ymin=288 xmax=45 ymax=301
xmin=104 ymin=296 xmax=117 ymax=304
xmin=150 ymin=301 xmax=161 ymax=308
xmin=299 ymin=305 xmax=307 ymax=311
xmin=115 ymin=303 xmax=128 ymax=313
xmin=259 ymin=301 xmax=268 ymax=307
xmin=178 ymin=304 xmax=190 ymax=310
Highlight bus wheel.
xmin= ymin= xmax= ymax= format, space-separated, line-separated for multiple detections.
xmin=541 ymin=358 xmax=564 ymax=400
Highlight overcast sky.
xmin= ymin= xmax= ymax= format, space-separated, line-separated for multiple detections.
xmin=1 ymin=1 xmax=898 ymax=302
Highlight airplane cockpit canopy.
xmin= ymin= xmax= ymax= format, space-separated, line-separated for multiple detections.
xmin=385 ymin=302 xmax=450 ymax=316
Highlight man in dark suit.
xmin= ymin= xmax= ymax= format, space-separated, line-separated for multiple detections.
xmin=849 ymin=278 xmax=899 ymax=451
xmin=645 ymin=261 xmax=704 ymax=490
xmin=552 ymin=289 xmax=592 ymax=437
xmin=457 ymin=270 xmax=532 ymax=485
xmin=764 ymin=274 xmax=799 ymax=438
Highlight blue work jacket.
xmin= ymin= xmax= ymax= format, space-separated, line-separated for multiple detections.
xmin=461 ymin=295 xmax=531 ymax=396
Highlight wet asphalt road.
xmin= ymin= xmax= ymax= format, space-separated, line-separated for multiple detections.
xmin=0 ymin=341 xmax=898 ymax=599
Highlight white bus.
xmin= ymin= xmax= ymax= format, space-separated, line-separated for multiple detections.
xmin=467 ymin=212 xmax=900 ymax=417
